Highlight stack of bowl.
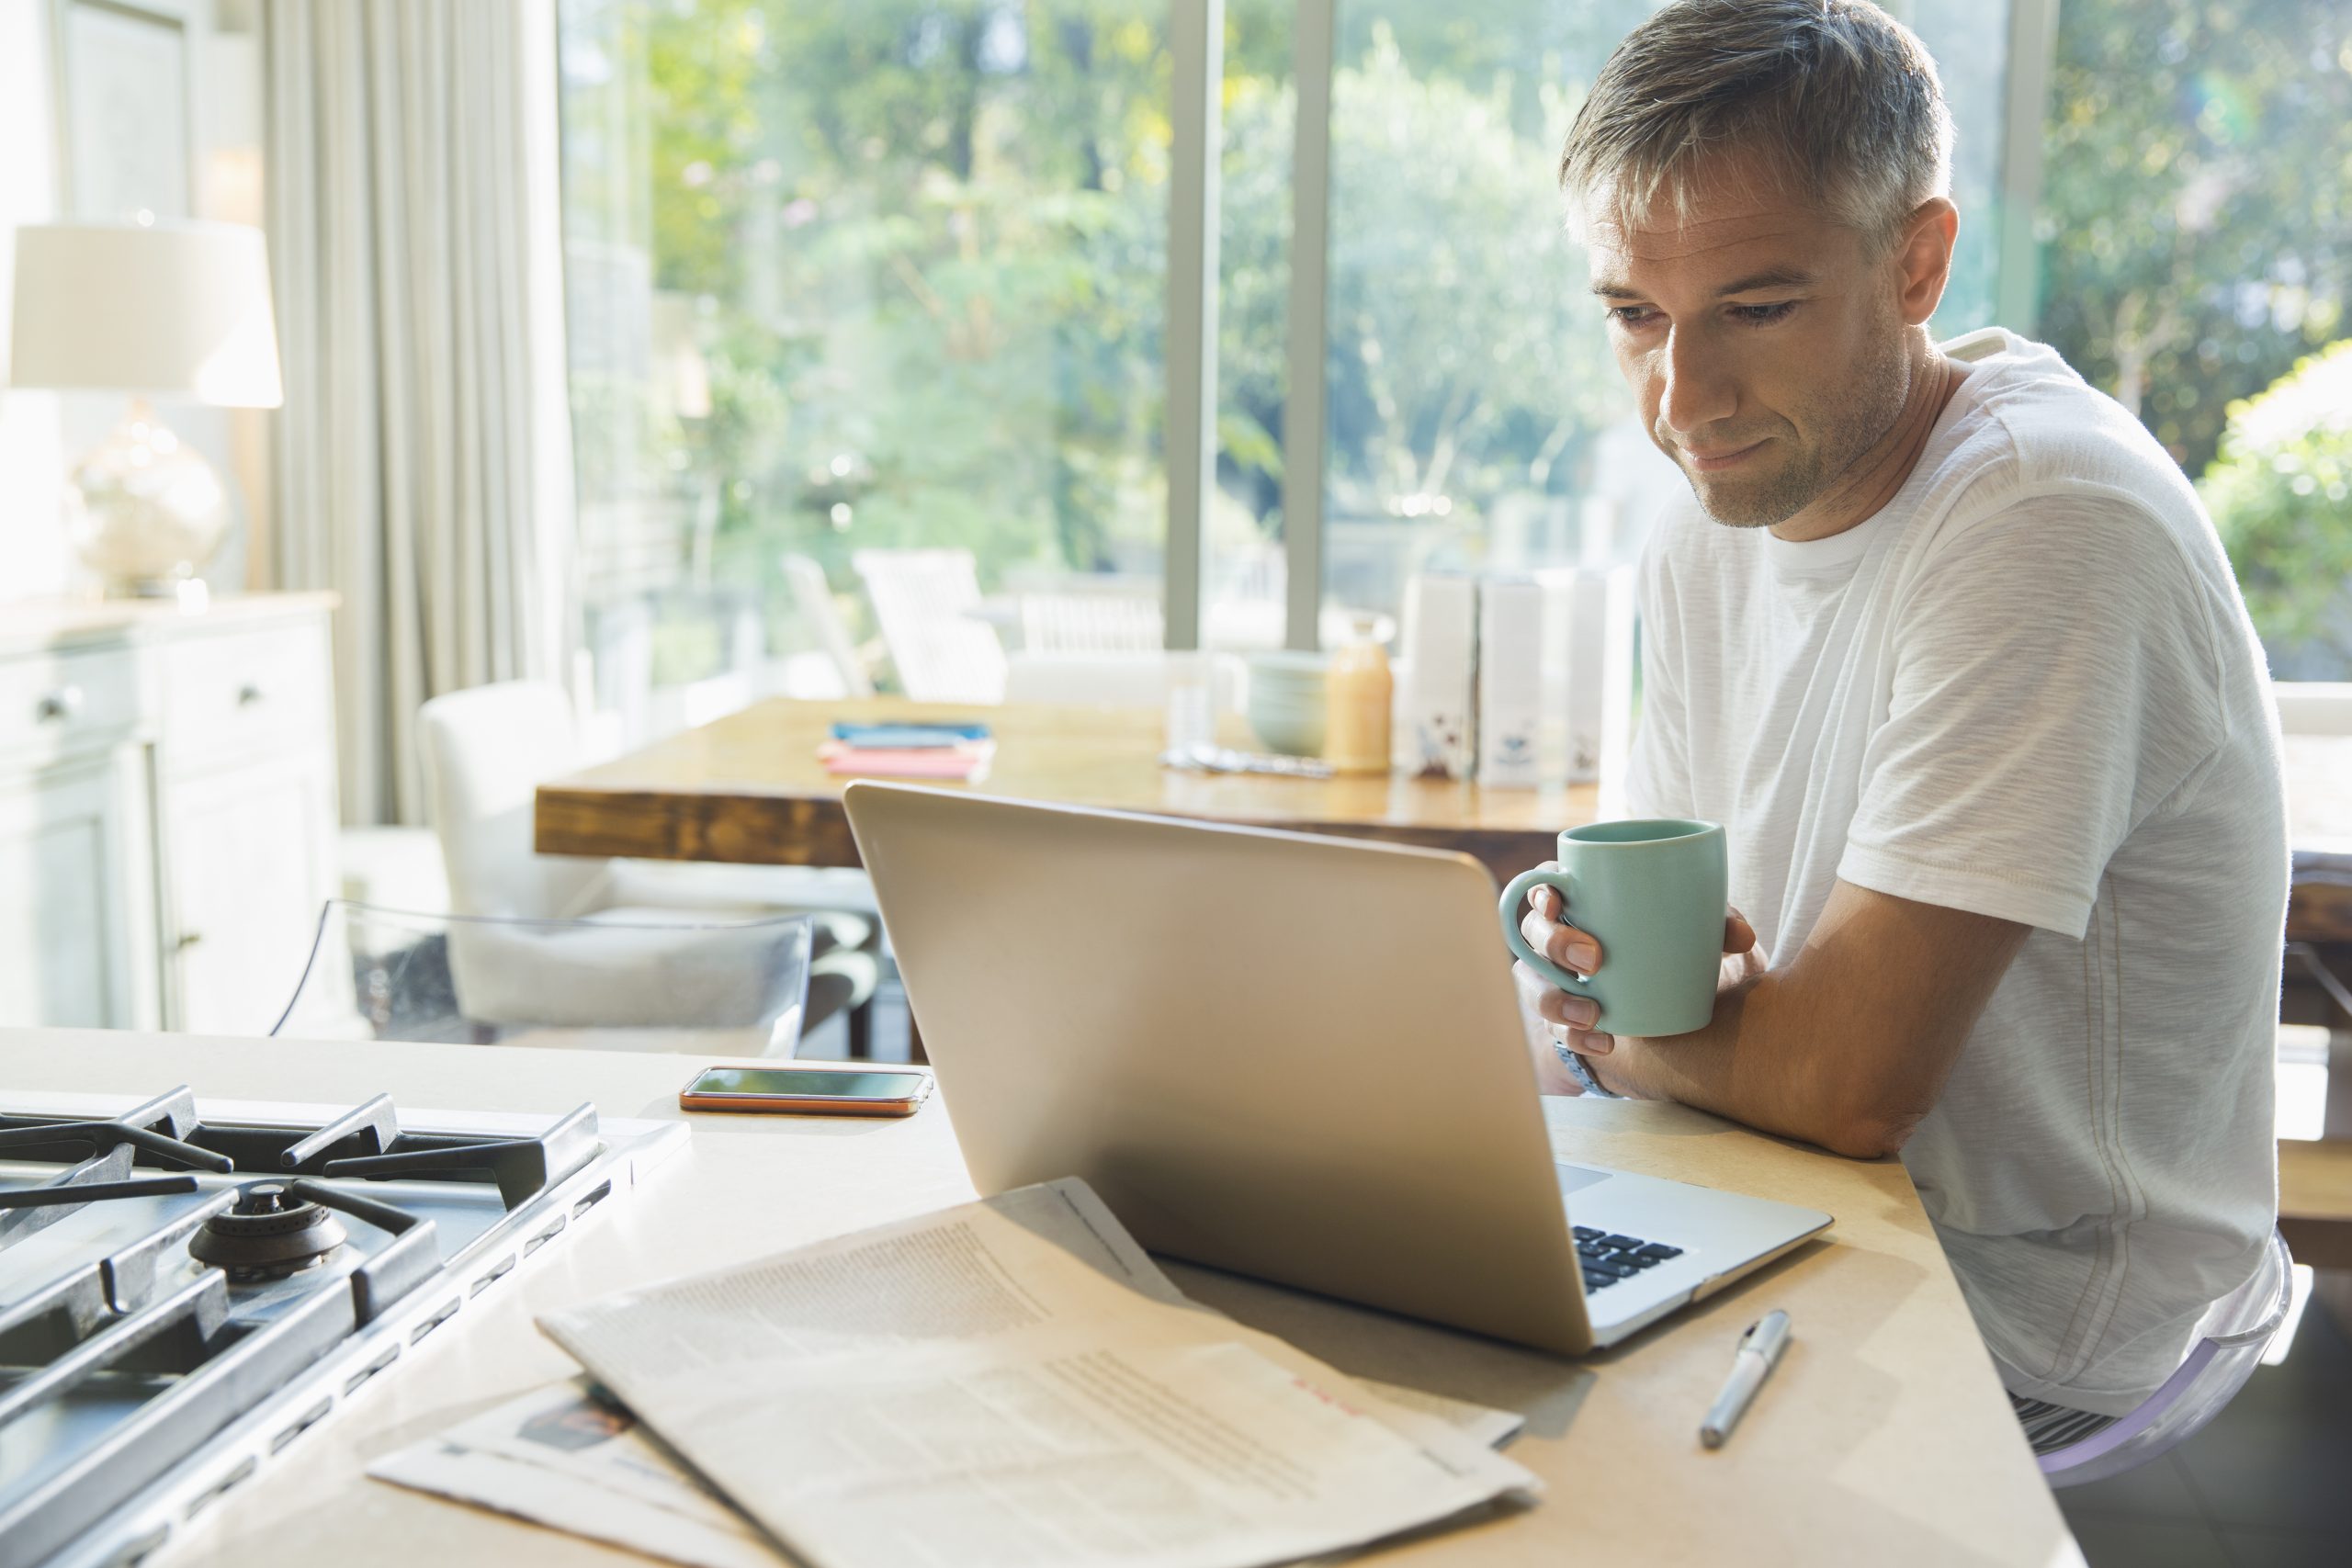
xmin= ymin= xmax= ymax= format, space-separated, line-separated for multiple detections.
xmin=1245 ymin=650 xmax=1329 ymax=757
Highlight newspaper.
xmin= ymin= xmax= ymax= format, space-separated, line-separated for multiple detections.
xmin=371 ymin=1184 xmax=1527 ymax=1568
xmin=520 ymin=1179 xmax=1538 ymax=1568
xmin=370 ymin=1379 xmax=779 ymax=1568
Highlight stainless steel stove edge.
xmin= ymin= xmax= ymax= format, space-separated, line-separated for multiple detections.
xmin=27 ymin=1120 xmax=690 ymax=1568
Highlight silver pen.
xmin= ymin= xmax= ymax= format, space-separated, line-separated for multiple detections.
xmin=1700 ymin=1309 xmax=1791 ymax=1448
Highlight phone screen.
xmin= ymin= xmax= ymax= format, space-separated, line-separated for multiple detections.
xmin=687 ymin=1068 xmax=928 ymax=1101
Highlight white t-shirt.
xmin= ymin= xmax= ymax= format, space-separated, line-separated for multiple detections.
xmin=1625 ymin=328 xmax=2286 ymax=1416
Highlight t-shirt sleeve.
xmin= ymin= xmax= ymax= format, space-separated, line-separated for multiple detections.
xmin=1624 ymin=543 xmax=1694 ymax=820
xmin=1837 ymin=493 xmax=2228 ymax=939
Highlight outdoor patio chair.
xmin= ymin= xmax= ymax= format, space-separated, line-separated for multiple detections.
xmin=850 ymin=547 xmax=1007 ymax=702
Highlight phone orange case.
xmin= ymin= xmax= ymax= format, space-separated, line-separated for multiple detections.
xmin=676 ymin=1068 xmax=932 ymax=1117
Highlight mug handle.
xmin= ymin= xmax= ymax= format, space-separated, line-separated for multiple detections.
xmin=1499 ymin=867 xmax=1598 ymax=1000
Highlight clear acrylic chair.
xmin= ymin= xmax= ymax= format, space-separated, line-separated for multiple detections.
xmin=2038 ymin=1228 xmax=2296 ymax=1486
xmin=272 ymin=900 xmax=813 ymax=1058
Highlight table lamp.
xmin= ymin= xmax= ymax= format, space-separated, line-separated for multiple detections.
xmin=6 ymin=218 xmax=284 ymax=597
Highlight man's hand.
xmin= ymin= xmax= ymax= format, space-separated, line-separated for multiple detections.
xmin=1510 ymin=859 xmax=1758 ymax=1093
xmin=1517 ymin=875 xmax=2030 ymax=1157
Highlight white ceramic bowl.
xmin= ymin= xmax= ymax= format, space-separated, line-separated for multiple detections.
xmin=1246 ymin=651 xmax=1328 ymax=756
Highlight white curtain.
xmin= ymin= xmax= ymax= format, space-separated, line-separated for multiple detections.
xmin=264 ymin=0 xmax=575 ymax=826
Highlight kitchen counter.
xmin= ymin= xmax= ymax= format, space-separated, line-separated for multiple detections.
xmin=0 ymin=1029 xmax=2078 ymax=1567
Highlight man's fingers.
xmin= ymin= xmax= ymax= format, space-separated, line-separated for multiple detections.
xmin=1538 ymin=988 xmax=1600 ymax=1032
xmin=1553 ymin=1023 xmax=1615 ymax=1057
xmin=1523 ymin=863 xmax=1563 ymax=919
xmin=1551 ymin=927 xmax=1601 ymax=974
xmin=1511 ymin=962 xmax=1604 ymax=1039
xmin=1519 ymin=906 xmax=1599 ymax=972
xmin=1519 ymin=907 xmax=1601 ymax=975
xmin=1724 ymin=908 xmax=1758 ymax=955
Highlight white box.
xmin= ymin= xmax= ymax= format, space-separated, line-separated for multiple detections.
xmin=1476 ymin=577 xmax=1544 ymax=788
xmin=1396 ymin=572 xmax=1477 ymax=781
xmin=1562 ymin=565 xmax=1637 ymax=793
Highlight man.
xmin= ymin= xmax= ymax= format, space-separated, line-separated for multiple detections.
xmin=1515 ymin=0 xmax=2286 ymax=1450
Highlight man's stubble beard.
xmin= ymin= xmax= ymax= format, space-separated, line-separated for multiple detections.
xmin=1675 ymin=319 xmax=1916 ymax=531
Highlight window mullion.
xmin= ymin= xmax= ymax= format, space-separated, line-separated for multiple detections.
xmin=1996 ymin=0 xmax=2060 ymax=333
xmin=1164 ymin=0 xmax=1225 ymax=651
xmin=1280 ymin=0 xmax=1335 ymax=652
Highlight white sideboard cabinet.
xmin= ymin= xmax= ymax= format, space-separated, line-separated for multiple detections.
xmin=0 ymin=595 xmax=341 ymax=1035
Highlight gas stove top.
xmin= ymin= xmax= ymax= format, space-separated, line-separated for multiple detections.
xmin=0 ymin=1085 xmax=688 ymax=1568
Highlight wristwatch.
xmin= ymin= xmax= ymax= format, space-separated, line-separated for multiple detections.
xmin=1553 ymin=1039 xmax=1623 ymax=1099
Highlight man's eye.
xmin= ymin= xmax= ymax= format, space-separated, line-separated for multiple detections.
xmin=1731 ymin=301 xmax=1798 ymax=325
xmin=1607 ymin=306 xmax=1660 ymax=328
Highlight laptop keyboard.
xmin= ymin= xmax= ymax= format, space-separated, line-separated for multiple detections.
xmin=1573 ymin=1225 xmax=1684 ymax=1292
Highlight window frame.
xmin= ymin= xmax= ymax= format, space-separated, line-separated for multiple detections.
xmin=1165 ymin=0 xmax=2068 ymax=652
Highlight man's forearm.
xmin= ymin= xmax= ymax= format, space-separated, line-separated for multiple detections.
xmin=1587 ymin=882 xmax=2030 ymax=1161
xmin=1594 ymin=972 xmax=1905 ymax=1157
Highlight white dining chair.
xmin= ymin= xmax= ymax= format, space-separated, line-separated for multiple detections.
xmin=783 ymin=553 xmax=876 ymax=698
xmin=417 ymin=682 xmax=881 ymax=1047
xmin=851 ymin=547 xmax=1007 ymax=702
xmin=1015 ymin=588 xmax=1164 ymax=654
xmin=1003 ymin=649 xmax=1244 ymax=711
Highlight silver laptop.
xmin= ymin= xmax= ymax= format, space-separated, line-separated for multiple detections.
xmin=842 ymin=783 xmax=1830 ymax=1354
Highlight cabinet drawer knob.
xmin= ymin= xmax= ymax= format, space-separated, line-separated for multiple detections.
xmin=175 ymin=932 xmax=204 ymax=952
xmin=35 ymin=685 xmax=85 ymax=724
xmin=237 ymin=683 xmax=266 ymax=706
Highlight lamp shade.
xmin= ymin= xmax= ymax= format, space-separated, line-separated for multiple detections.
xmin=7 ymin=219 xmax=284 ymax=408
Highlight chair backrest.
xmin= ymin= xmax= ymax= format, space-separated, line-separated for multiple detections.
xmin=1017 ymin=590 xmax=1164 ymax=654
xmin=417 ymin=681 xmax=605 ymax=919
xmin=1004 ymin=649 xmax=1242 ymax=711
xmin=852 ymin=547 xmax=1007 ymax=702
xmin=783 ymin=553 xmax=876 ymax=698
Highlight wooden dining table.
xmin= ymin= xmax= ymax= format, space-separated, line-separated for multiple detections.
xmin=537 ymin=697 xmax=2352 ymax=942
xmin=536 ymin=696 xmax=1589 ymax=887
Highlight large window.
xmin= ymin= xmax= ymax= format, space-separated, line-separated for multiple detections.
xmin=2037 ymin=0 xmax=2352 ymax=678
xmin=560 ymin=1 xmax=1173 ymax=737
xmin=559 ymin=1 xmax=2294 ymax=738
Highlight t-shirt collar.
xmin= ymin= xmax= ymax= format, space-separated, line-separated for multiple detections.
xmin=1758 ymin=345 xmax=1993 ymax=581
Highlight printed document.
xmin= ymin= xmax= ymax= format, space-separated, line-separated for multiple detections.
xmin=535 ymin=1179 xmax=1538 ymax=1568
xmin=370 ymin=1379 xmax=778 ymax=1568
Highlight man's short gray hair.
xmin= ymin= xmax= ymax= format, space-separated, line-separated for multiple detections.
xmin=1558 ymin=0 xmax=1954 ymax=251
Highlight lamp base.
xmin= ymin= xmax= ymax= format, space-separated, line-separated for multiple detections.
xmin=66 ymin=400 xmax=230 ymax=597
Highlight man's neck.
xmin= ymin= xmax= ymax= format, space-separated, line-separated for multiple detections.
xmin=1770 ymin=342 xmax=1966 ymax=545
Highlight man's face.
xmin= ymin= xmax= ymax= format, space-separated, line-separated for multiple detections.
xmin=1586 ymin=161 xmax=1915 ymax=530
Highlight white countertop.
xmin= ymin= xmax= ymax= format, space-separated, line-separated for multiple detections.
xmin=0 ymin=1029 xmax=2079 ymax=1567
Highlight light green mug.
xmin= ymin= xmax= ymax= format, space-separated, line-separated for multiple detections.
xmin=1498 ymin=818 xmax=1728 ymax=1038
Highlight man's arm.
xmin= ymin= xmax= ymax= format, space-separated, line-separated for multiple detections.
xmin=1521 ymin=878 xmax=2028 ymax=1158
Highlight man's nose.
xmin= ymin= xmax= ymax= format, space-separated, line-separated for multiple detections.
xmin=1657 ymin=327 xmax=1737 ymax=439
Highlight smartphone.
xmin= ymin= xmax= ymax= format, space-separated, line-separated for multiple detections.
xmin=677 ymin=1066 xmax=933 ymax=1116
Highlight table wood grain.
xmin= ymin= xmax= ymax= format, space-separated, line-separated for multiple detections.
xmin=541 ymin=707 xmax=2352 ymax=943
xmin=537 ymin=697 xmax=1595 ymax=887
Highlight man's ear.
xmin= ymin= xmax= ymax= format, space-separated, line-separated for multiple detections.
xmin=1892 ymin=197 xmax=1958 ymax=327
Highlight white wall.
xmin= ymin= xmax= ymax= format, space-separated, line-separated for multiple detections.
xmin=0 ymin=0 xmax=68 ymax=603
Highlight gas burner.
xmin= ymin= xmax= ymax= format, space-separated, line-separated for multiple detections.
xmin=189 ymin=1181 xmax=351 ymax=1282
xmin=0 ymin=1087 xmax=677 ymax=1568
